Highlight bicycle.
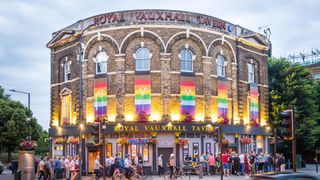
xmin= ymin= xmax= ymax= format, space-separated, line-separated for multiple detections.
xmin=131 ymin=165 xmax=146 ymax=180
xmin=164 ymin=166 xmax=187 ymax=180
xmin=88 ymin=171 xmax=96 ymax=180
xmin=113 ymin=167 xmax=125 ymax=180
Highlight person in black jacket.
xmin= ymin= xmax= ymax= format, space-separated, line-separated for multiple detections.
xmin=232 ymin=154 xmax=240 ymax=176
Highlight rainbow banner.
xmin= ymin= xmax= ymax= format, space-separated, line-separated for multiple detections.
xmin=180 ymin=77 xmax=195 ymax=115
xmin=218 ymin=78 xmax=228 ymax=118
xmin=135 ymin=75 xmax=151 ymax=114
xmin=249 ymin=83 xmax=259 ymax=121
xmin=94 ymin=78 xmax=107 ymax=121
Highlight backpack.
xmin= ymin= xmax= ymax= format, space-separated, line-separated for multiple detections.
xmin=166 ymin=159 xmax=170 ymax=167
xmin=115 ymin=157 xmax=120 ymax=165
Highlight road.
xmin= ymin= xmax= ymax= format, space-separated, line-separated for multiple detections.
xmin=0 ymin=164 xmax=319 ymax=180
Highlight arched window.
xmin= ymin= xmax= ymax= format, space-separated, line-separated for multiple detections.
xmin=216 ymin=55 xmax=226 ymax=77
xmin=135 ymin=48 xmax=150 ymax=71
xmin=180 ymin=49 xmax=193 ymax=72
xmin=247 ymin=63 xmax=255 ymax=83
xmin=95 ymin=51 xmax=108 ymax=74
xmin=64 ymin=57 xmax=71 ymax=81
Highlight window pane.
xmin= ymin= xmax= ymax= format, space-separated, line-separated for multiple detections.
xmin=136 ymin=48 xmax=150 ymax=71
xmin=186 ymin=61 xmax=192 ymax=71
xmin=180 ymin=49 xmax=193 ymax=72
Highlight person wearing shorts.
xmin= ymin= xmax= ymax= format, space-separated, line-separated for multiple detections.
xmin=222 ymin=152 xmax=229 ymax=177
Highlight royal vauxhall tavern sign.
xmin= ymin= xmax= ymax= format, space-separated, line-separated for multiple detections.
xmin=109 ymin=123 xmax=216 ymax=133
xmin=64 ymin=10 xmax=241 ymax=36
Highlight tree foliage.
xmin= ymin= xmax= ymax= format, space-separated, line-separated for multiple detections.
xmin=35 ymin=130 xmax=50 ymax=156
xmin=0 ymin=86 xmax=43 ymax=162
xmin=268 ymin=58 xmax=320 ymax=153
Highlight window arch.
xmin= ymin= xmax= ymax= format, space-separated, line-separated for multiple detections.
xmin=180 ymin=48 xmax=193 ymax=72
xmin=216 ymin=55 xmax=226 ymax=77
xmin=95 ymin=51 xmax=108 ymax=74
xmin=135 ymin=48 xmax=150 ymax=71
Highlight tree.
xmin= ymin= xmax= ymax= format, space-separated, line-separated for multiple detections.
xmin=0 ymin=86 xmax=43 ymax=162
xmin=35 ymin=130 xmax=50 ymax=156
xmin=269 ymin=58 xmax=320 ymax=154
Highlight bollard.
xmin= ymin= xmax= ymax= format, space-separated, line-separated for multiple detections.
xmin=199 ymin=164 xmax=203 ymax=179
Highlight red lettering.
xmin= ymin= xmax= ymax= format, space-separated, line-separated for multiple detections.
xmin=173 ymin=13 xmax=181 ymax=21
xmin=134 ymin=12 xmax=140 ymax=20
xmin=148 ymin=12 xmax=155 ymax=20
xmin=119 ymin=13 xmax=125 ymax=22
xmin=110 ymin=14 xmax=119 ymax=23
xmin=139 ymin=12 xmax=147 ymax=20
xmin=94 ymin=17 xmax=100 ymax=25
xmin=166 ymin=12 xmax=173 ymax=21
xmin=156 ymin=11 xmax=164 ymax=20
xmin=99 ymin=15 xmax=106 ymax=25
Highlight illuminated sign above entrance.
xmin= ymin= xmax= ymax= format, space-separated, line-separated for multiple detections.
xmin=107 ymin=123 xmax=217 ymax=133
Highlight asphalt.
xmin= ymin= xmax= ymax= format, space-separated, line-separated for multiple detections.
xmin=0 ymin=164 xmax=319 ymax=180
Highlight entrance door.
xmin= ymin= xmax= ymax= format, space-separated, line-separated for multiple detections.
xmin=88 ymin=151 xmax=100 ymax=173
xmin=158 ymin=148 xmax=173 ymax=172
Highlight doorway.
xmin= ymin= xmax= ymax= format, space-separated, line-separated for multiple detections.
xmin=88 ymin=151 xmax=100 ymax=173
xmin=158 ymin=147 xmax=173 ymax=172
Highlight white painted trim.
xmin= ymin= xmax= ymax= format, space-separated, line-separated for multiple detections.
xmin=125 ymin=71 xmax=134 ymax=74
xmin=195 ymin=73 xmax=204 ymax=76
xmin=170 ymin=71 xmax=180 ymax=74
xmin=150 ymin=70 xmax=161 ymax=73
xmin=107 ymin=72 xmax=116 ymax=75
xmin=119 ymin=29 xmax=166 ymax=53
xmin=239 ymin=80 xmax=269 ymax=87
xmin=83 ymin=34 xmax=120 ymax=59
xmin=207 ymin=38 xmax=237 ymax=64
xmin=52 ymin=42 xmax=79 ymax=54
xmin=165 ymin=31 xmax=207 ymax=55
xmin=51 ymin=78 xmax=79 ymax=87
xmin=151 ymin=93 xmax=161 ymax=96
xmin=237 ymin=45 xmax=268 ymax=57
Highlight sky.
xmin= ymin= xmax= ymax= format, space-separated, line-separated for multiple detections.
xmin=0 ymin=0 xmax=319 ymax=130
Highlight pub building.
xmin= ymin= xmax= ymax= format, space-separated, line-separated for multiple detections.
xmin=47 ymin=9 xmax=271 ymax=174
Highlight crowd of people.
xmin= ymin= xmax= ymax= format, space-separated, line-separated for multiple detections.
xmin=94 ymin=153 xmax=144 ymax=179
xmin=35 ymin=151 xmax=287 ymax=179
xmin=159 ymin=151 xmax=287 ymax=178
xmin=37 ymin=156 xmax=80 ymax=180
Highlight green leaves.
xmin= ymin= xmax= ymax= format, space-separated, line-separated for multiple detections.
xmin=268 ymin=57 xmax=320 ymax=152
xmin=0 ymin=86 xmax=43 ymax=161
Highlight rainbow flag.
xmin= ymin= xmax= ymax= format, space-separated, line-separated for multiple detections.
xmin=180 ymin=77 xmax=195 ymax=115
xmin=218 ymin=78 xmax=228 ymax=118
xmin=135 ymin=75 xmax=151 ymax=114
xmin=249 ymin=83 xmax=259 ymax=121
xmin=94 ymin=78 xmax=107 ymax=120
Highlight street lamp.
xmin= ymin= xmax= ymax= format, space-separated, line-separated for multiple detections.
xmin=9 ymin=89 xmax=31 ymax=139
xmin=214 ymin=125 xmax=223 ymax=180
xmin=9 ymin=89 xmax=30 ymax=110
xmin=77 ymin=23 xmax=96 ymax=178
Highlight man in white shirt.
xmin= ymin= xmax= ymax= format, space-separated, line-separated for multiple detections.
xmin=105 ymin=156 xmax=111 ymax=177
xmin=124 ymin=154 xmax=133 ymax=178
xmin=158 ymin=154 xmax=163 ymax=175
xmin=239 ymin=153 xmax=245 ymax=175
xmin=94 ymin=156 xmax=103 ymax=179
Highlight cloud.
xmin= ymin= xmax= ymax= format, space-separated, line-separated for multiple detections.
xmin=0 ymin=0 xmax=319 ymax=129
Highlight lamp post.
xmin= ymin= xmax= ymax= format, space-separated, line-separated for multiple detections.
xmin=215 ymin=125 xmax=223 ymax=180
xmin=9 ymin=89 xmax=30 ymax=110
xmin=77 ymin=23 xmax=96 ymax=179
xmin=9 ymin=89 xmax=31 ymax=139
